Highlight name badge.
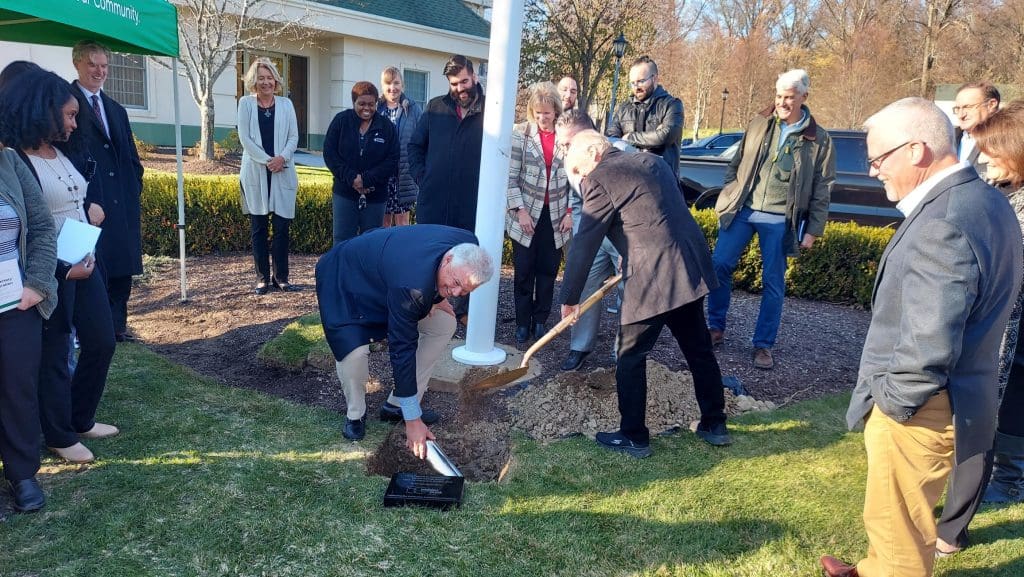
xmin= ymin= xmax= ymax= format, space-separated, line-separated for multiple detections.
xmin=374 ymin=137 xmax=385 ymax=144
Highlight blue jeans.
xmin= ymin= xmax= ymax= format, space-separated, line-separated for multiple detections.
xmin=332 ymin=194 xmax=385 ymax=246
xmin=706 ymin=207 xmax=787 ymax=349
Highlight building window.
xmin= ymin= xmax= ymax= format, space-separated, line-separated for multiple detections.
xmin=403 ymin=69 xmax=428 ymax=109
xmin=107 ymin=53 xmax=147 ymax=109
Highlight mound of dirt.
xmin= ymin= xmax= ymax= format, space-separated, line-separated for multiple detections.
xmin=510 ymin=360 xmax=738 ymax=441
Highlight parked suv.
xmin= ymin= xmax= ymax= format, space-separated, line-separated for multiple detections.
xmin=678 ymin=129 xmax=902 ymax=227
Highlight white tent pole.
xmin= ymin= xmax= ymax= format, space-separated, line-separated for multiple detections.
xmin=452 ymin=0 xmax=524 ymax=366
xmin=173 ymin=58 xmax=187 ymax=301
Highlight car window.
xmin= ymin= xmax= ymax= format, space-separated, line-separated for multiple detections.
xmin=713 ymin=134 xmax=742 ymax=148
xmin=833 ymin=135 xmax=870 ymax=174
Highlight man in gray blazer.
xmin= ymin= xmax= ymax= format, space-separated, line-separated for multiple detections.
xmin=821 ymin=98 xmax=1023 ymax=577
xmin=560 ymin=130 xmax=729 ymax=458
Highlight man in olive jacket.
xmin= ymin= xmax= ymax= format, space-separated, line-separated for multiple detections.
xmin=408 ymin=55 xmax=484 ymax=233
xmin=707 ymin=69 xmax=835 ymax=370
xmin=606 ymin=55 xmax=683 ymax=174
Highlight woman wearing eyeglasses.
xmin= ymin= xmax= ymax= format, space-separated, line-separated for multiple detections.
xmin=324 ymin=81 xmax=399 ymax=245
xmin=506 ymin=82 xmax=572 ymax=344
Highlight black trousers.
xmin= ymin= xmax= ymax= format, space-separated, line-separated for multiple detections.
xmin=251 ymin=213 xmax=291 ymax=284
xmin=616 ymin=297 xmax=726 ymax=444
xmin=106 ymin=274 xmax=132 ymax=336
xmin=38 ymin=270 xmax=116 ymax=448
xmin=937 ymin=362 xmax=1024 ymax=546
xmin=0 ymin=307 xmax=42 ymax=481
xmin=511 ymin=205 xmax=561 ymax=327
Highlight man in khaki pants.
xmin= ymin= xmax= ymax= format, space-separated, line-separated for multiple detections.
xmin=315 ymin=225 xmax=493 ymax=458
xmin=820 ymin=98 xmax=1022 ymax=576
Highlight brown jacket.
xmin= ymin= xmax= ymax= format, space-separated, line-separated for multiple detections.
xmin=715 ymin=106 xmax=835 ymax=255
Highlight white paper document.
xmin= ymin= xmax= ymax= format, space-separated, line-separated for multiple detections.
xmin=0 ymin=258 xmax=23 ymax=314
xmin=57 ymin=219 xmax=102 ymax=265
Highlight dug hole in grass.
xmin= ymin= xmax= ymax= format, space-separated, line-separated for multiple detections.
xmin=4 ymin=344 xmax=1021 ymax=575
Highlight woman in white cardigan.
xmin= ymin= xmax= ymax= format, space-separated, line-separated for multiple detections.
xmin=238 ymin=58 xmax=299 ymax=295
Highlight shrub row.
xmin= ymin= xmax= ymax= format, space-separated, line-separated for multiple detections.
xmin=142 ymin=174 xmax=894 ymax=308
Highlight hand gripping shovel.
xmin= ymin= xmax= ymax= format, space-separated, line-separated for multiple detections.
xmin=467 ymin=273 xmax=623 ymax=393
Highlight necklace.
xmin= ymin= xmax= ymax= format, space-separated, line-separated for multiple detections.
xmin=258 ymin=99 xmax=275 ymax=118
xmin=40 ymin=152 xmax=80 ymax=194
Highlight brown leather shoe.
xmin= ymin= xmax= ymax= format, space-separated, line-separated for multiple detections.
xmin=49 ymin=442 xmax=95 ymax=464
xmin=80 ymin=422 xmax=120 ymax=439
xmin=753 ymin=347 xmax=774 ymax=370
xmin=820 ymin=555 xmax=858 ymax=577
xmin=709 ymin=328 xmax=724 ymax=346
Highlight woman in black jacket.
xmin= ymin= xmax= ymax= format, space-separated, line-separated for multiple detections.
xmin=323 ymin=81 xmax=399 ymax=245
xmin=0 ymin=68 xmax=116 ymax=465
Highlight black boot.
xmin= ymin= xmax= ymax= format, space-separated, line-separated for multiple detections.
xmin=984 ymin=431 xmax=1024 ymax=503
xmin=9 ymin=478 xmax=45 ymax=513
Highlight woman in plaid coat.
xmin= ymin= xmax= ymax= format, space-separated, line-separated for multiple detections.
xmin=506 ymin=82 xmax=572 ymax=344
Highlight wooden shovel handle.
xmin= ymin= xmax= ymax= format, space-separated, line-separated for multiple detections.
xmin=519 ymin=273 xmax=623 ymax=368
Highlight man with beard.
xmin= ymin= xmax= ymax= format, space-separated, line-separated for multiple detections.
xmin=706 ymin=69 xmax=834 ymax=371
xmin=606 ymin=56 xmax=683 ymax=173
xmin=408 ymin=55 xmax=485 ymax=233
xmin=557 ymin=76 xmax=578 ymax=113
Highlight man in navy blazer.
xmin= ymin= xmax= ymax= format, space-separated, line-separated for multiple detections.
xmin=560 ymin=130 xmax=729 ymax=458
xmin=821 ymin=98 xmax=1022 ymax=577
xmin=70 ymin=40 xmax=145 ymax=343
xmin=315 ymin=225 xmax=493 ymax=457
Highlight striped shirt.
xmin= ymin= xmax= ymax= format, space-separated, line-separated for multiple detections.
xmin=0 ymin=195 xmax=19 ymax=263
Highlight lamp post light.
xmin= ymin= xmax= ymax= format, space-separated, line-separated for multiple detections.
xmin=606 ymin=32 xmax=628 ymax=130
xmin=718 ymin=87 xmax=729 ymax=136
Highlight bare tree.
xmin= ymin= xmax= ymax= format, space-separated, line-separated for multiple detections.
xmin=913 ymin=0 xmax=965 ymax=97
xmin=166 ymin=0 xmax=313 ymax=160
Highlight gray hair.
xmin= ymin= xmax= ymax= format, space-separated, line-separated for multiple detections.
xmin=776 ymin=69 xmax=810 ymax=95
xmin=448 ymin=243 xmax=494 ymax=286
xmin=243 ymin=58 xmax=284 ymax=94
xmin=569 ymin=129 xmax=613 ymax=157
xmin=72 ymin=40 xmax=111 ymax=65
xmin=863 ymin=97 xmax=956 ymax=159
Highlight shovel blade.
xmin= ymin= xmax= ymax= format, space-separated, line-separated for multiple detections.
xmin=467 ymin=366 xmax=530 ymax=393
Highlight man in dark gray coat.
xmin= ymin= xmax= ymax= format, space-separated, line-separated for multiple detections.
xmin=821 ymin=97 xmax=1022 ymax=577
xmin=560 ymin=130 xmax=729 ymax=458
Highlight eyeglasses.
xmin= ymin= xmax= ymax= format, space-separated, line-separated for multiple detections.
xmin=628 ymin=75 xmax=654 ymax=88
xmin=867 ymin=141 xmax=910 ymax=170
xmin=952 ymin=101 xmax=992 ymax=115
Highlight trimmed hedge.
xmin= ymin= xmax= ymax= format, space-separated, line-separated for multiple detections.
xmin=142 ymin=173 xmax=894 ymax=308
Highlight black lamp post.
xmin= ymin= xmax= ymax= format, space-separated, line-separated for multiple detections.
xmin=607 ymin=33 xmax=629 ymax=130
xmin=718 ymin=87 xmax=729 ymax=136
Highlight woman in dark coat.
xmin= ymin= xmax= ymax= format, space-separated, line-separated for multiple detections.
xmin=377 ymin=66 xmax=422 ymax=227
xmin=0 ymin=69 xmax=117 ymax=466
xmin=323 ymin=81 xmax=399 ymax=245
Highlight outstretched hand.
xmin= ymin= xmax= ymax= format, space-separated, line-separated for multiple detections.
xmin=405 ymin=419 xmax=435 ymax=459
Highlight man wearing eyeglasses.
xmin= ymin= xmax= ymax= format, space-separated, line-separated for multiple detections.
xmin=605 ymin=56 xmax=683 ymax=173
xmin=821 ymin=97 xmax=1022 ymax=577
xmin=707 ymin=69 xmax=835 ymax=370
xmin=952 ymin=81 xmax=1000 ymax=179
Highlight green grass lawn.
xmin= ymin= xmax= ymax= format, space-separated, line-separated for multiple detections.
xmin=2 ymin=344 xmax=1021 ymax=576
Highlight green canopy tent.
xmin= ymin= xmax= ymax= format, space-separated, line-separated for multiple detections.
xmin=0 ymin=0 xmax=191 ymax=300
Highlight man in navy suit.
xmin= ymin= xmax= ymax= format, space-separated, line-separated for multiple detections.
xmin=821 ymin=98 xmax=1022 ymax=577
xmin=560 ymin=130 xmax=729 ymax=458
xmin=71 ymin=40 xmax=144 ymax=343
xmin=315 ymin=225 xmax=493 ymax=457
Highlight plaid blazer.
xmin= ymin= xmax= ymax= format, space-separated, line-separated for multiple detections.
xmin=505 ymin=121 xmax=571 ymax=248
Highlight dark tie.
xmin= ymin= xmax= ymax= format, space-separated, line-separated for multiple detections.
xmin=91 ymin=94 xmax=108 ymax=137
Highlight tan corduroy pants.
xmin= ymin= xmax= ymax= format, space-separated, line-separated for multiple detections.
xmin=335 ymin=310 xmax=456 ymax=420
xmin=856 ymin=391 xmax=955 ymax=577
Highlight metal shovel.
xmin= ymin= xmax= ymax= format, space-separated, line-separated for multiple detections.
xmin=467 ymin=273 xmax=623 ymax=393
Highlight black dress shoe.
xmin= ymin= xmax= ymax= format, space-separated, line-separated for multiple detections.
xmin=379 ymin=402 xmax=439 ymax=425
xmin=272 ymin=279 xmax=302 ymax=292
xmin=515 ymin=325 xmax=530 ymax=344
xmin=255 ymin=282 xmax=270 ymax=295
xmin=561 ymin=350 xmax=590 ymax=371
xmin=115 ymin=332 xmax=137 ymax=343
xmin=343 ymin=418 xmax=365 ymax=440
xmin=9 ymin=478 xmax=45 ymax=513
xmin=533 ymin=322 xmax=546 ymax=339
